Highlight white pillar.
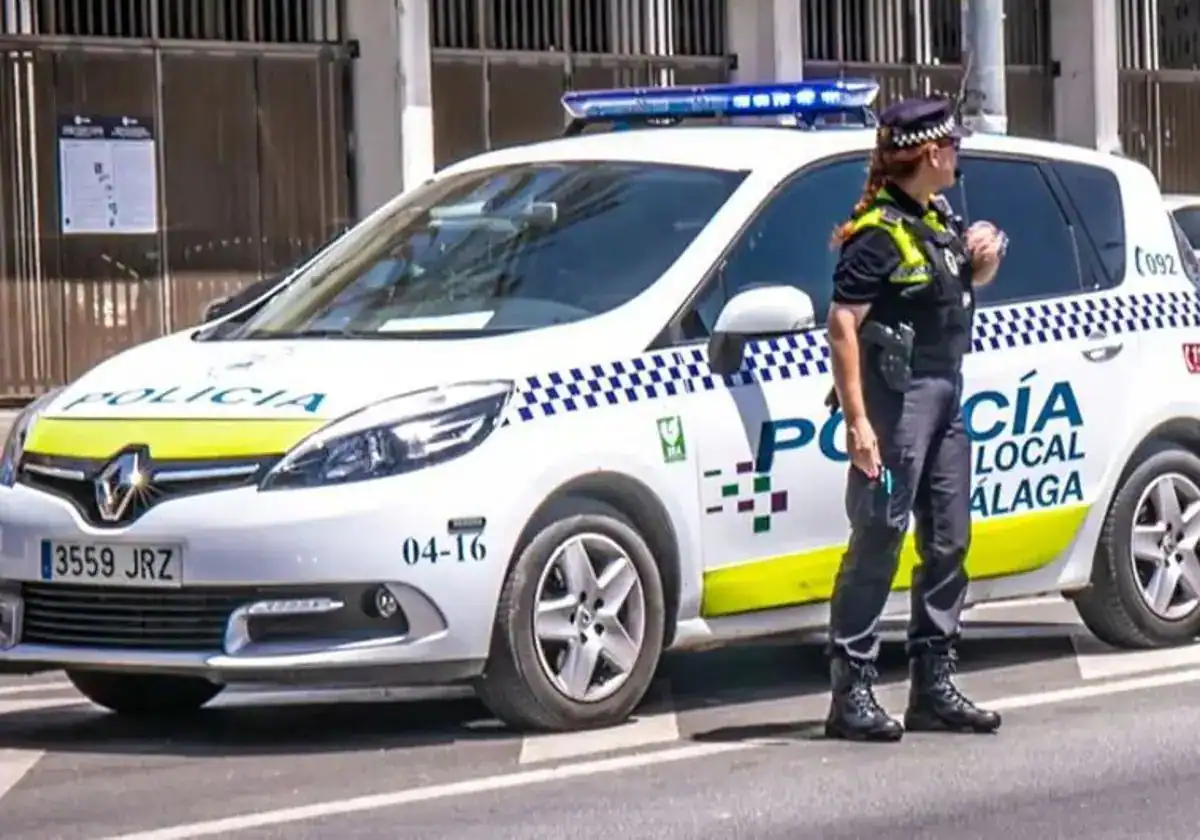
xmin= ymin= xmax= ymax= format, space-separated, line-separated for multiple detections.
xmin=1051 ymin=0 xmax=1121 ymax=152
xmin=343 ymin=0 xmax=434 ymax=217
xmin=727 ymin=0 xmax=804 ymax=83
xmin=398 ymin=0 xmax=434 ymax=191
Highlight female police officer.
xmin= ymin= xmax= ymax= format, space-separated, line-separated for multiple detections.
xmin=824 ymin=96 xmax=1006 ymax=742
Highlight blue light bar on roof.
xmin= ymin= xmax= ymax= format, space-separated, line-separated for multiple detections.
xmin=560 ymin=78 xmax=880 ymax=122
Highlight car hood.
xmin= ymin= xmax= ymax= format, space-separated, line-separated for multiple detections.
xmin=41 ymin=331 xmax=587 ymax=422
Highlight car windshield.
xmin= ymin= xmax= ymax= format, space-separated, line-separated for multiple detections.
xmin=220 ymin=161 xmax=746 ymax=340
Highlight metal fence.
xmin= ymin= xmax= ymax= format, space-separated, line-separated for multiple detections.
xmin=1118 ymin=0 xmax=1200 ymax=192
xmin=0 ymin=0 xmax=352 ymax=402
xmin=802 ymin=0 xmax=1054 ymax=139
xmin=429 ymin=0 xmax=732 ymax=167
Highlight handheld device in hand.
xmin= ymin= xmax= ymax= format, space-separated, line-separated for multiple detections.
xmin=859 ymin=465 xmax=894 ymax=523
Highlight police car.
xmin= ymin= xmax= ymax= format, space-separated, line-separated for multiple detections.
xmin=2 ymin=79 xmax=1199 ymax=732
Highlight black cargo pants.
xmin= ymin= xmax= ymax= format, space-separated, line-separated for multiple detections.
xmin=828 ymin=366 xmax=971 ymax=662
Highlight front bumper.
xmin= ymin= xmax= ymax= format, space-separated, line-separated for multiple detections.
xmin=0 ymin=464 xmax=520 ymax=684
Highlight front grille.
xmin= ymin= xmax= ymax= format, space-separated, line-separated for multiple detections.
xmin=18 ymin=456 xmax=265 ymax=527
xmin=21 ymin=583 xmax=252 ymax=651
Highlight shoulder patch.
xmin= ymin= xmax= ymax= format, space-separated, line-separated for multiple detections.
xmin=877 ymin=206 xmax=904 ymax=225
xmin=930 ymin=194 xmax=953 ymax=217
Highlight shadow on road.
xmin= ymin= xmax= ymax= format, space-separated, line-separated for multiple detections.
xmin=0 ymin=622 xmax=1081 ymax=759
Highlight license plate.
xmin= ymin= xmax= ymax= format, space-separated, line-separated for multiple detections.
xmin=40 ymin=540 xmax=183 ymax=588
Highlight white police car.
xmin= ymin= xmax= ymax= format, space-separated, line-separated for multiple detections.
xmin=2 ymin=79 xmax=1200 ymax=732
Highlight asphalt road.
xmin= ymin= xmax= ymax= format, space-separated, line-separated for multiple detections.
xmin=1 ymin=598 xmax=1199 ymax=839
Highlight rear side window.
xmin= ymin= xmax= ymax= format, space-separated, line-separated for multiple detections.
xmin=1050 ymin=162 xmax=1126 ymax=286
xmin=1170 ymin=214 xmax=1200 ymax=286
xmin=1173 ymin=206 xmax=1200 ymax=249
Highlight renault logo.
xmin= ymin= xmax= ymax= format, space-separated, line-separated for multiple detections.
xmin=94 ymin=449 xmax=151 ymax=523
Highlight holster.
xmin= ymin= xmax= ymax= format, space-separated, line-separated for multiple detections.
xmin=823 ymin=320 xmax=915 ymax=414
xmin=860 ymin=321 xmax=915 ymax=393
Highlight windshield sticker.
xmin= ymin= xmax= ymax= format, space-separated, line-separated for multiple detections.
xmin=62 ymin=386 xmax=327 ymax=414
xmin=377 ymin=312 xmax=495 ymax=332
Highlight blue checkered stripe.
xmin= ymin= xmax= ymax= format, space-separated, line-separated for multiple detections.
xmin=507 ymin=290 xmax=1200 ymax=424
xmin=972 ymin=289 xmax=1200 ymax=352
xmin=505 ymin=330 xmax=830 ymax=424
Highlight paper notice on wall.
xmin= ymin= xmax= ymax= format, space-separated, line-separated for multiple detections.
xmin=57 ymin=115 xmax=159 ymax=235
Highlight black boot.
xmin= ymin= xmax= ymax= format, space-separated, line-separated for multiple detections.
xmin=904 ymin=648 xmax=1001 ymax=733
xmin=824 ymin=657 xmax=904 ymax=742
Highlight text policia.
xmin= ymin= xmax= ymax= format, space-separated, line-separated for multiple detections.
xmin=756 ymin=370 xmax=1084 ymax=519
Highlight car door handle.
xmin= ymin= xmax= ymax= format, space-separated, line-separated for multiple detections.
xmin=1082 ymin=327 xmax=1123 ymax=362
xmin=1082 ymin=344 xmax=1123 ymax=362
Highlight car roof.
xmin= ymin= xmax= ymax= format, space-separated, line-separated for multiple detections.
xmin=439 ymin=125 xmax=1147 ymax=179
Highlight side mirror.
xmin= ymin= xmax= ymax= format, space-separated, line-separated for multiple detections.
xmin=201 ymin=295 xmax=232 ymax=322
xmin=706 ymin=285 xmax=817 ymax=376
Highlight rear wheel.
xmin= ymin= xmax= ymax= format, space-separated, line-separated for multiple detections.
xmin=1075 ymin=445 xmax=1200 ymax=647
xmin=476 ymin=497 xmax=666 ymax=732
xmin=67 ymin=670 xmax=223 ymax=718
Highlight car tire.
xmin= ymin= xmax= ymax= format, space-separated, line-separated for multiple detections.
xmin=1075 ymin=443 xmax=1200 ymax=648
xmin=476 ymin=496 xmax=667 ymax=733
xmin=66 ymin=670 xmax=223 ymax=717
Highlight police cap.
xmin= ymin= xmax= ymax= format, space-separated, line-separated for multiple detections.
xmin=875 ymin=96 xmax=970 ymax=150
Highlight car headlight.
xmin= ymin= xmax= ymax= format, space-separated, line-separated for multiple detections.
xmin=0 ymin=388 xmax=62 ymax=488
xmin=258 ymin=380 xmax=513 ymax=491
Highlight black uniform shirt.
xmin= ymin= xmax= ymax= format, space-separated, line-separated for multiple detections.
xmin=831 ymin=184 xmax=927 ymax=307
xmin=831 ymin=184 xmax=973 ymax=374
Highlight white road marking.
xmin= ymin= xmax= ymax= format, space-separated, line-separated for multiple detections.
xmin=94 ymin=742 xmax=751 ymax=840
xmin=0 ymin=695 xmax=88 ymax=805
xmin=518 ymin=708 xmax=680 ymax=764
xmin=986 ymin=665 xmax=1200 ymax=709
xmin=0 ymin=697 xmax=88 ymax=715
xmin=0 ymin=750 xmax=43 ymax=802
xmin=1071 ymin=636 xmax=1200 ymax=680
xmin=0 ymin=680 xmax=73 ymax=698
xmin=94 ymin=666 xmax=1200 ymax=840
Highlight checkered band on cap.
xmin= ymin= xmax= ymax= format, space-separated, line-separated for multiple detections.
xmin=891 ymin=115 xmax=957 ymax=147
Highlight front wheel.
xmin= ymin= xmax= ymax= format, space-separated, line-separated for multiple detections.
xmin=1075 ymin=444 xmax=1200 ymax=648
xmin=67 ymin=670 xmax=223 ymax=718
xmin=476 ymin=497 xmax=666 ymax=732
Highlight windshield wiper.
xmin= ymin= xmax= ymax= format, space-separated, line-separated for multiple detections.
xmin=236 ymin=329 xmax=403 ymax=341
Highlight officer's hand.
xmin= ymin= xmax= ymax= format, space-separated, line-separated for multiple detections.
xmin=846 ymin=416 xmax=881 ymax=479
xmin=966 ymin=221 xmax=1005 ymax=269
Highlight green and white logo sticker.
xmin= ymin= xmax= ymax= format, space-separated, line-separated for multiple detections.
xmin=657 ymin=415 xmax=687 ymax=463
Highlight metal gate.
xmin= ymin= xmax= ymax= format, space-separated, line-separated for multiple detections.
xmin=429 ymin=0 xmax=731 ymax=168
xmin=0 ymin=0 xmax=352 ymax=401
xmin=802 ymin=0 xmax=1054 ymax=140
xmin=1118 ymin=0 xmax=1200 ymax=191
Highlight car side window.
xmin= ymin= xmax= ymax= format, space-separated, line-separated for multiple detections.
xmin=1049 ymin=161 xmax=1126 ymax=287
xmin=680 ymin=157 xmax=870 ymax=339
xmin=957 ymin=157 xmax=1086 ymax=306
xmin=677 ymin=157 xmax=972 ymax=342
xmin=1170 ymin=213 xmax=1200 ymax=285
xmin=1173 ymin=206 xmax=1200 ymax=250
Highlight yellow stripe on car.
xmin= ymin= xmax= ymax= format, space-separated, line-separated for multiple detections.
xmin=701 ymin=504 xmax=1089 ymax=617
xmin=24 ymin=418 xmax=325 ymax=461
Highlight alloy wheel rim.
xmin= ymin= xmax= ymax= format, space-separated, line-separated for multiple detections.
xmin=532 ymin=532 xmax=647 ymax=704
xmin=1130 ymin=472 xmax=1200 ymax=621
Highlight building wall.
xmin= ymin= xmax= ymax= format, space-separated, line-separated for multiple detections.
xmin=0 ymin=0 xmax=350 ymax=401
